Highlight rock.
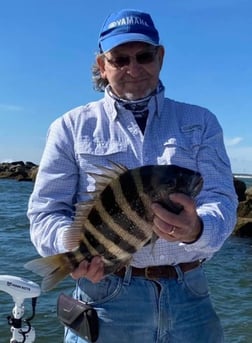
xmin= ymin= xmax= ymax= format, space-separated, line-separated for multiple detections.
xmin=237 ymin=200 xmax=252 ymax=218
xmin=233 ymin=178 xmax=247 ymax=201
xmin=245 ymin=186 xmax=252 ymax=200
xmin=233 ymin=180 xmax=252 ymax=237
xmin=30 ymin=167 xmax=39 ymax=181
xmin=234 ymin=217 xmax=252 ymax=237
xmin=0 ymin=161 xmax=38 ymax=182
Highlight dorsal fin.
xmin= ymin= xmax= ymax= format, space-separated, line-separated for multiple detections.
xmin=107 ymin=161 xmax=128 ymax=173
xmin=91 ymin=161 xmax=127 ymax=177
xmin=88 ymin=161 xmax=128 ymax=194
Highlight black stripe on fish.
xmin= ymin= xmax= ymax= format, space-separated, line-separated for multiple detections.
xmin=118 ymin=170 xmax=147 ymax=219
xmin=139 ymin=165 xmax=154 ymax=187
xmin=100 ymin=185 xmax=149 ymax=242
xmin=87 ymin=208 xmax=139 ymax=254
xmin=65 ymin=251 xmax=80 ymax=269
xmin=79 ymin=241 xmax=94 ymax=262
xmin=84 ymin=229 xmax=118 ymax=259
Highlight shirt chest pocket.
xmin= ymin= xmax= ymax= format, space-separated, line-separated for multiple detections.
xmin=75 ymin=137 xmax=128 ymax=167
xmin=158 ymin=125 xmax=202 ymax=167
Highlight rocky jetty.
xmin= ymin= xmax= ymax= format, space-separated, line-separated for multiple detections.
xmin=0 ymin=161 xmax=38 ymax=182
xmin=233 ymin=178 xmax=252 ymax=237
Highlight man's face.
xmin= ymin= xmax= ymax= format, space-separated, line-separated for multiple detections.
xmin=97 ymin=42 xmax=164 ymax=100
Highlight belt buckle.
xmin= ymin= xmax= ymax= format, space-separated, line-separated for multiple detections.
xmin=144 ymin=267 xmax=156 ymax=280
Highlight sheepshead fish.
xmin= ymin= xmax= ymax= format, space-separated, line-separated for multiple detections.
xmin=25 ymin=163 xmax=203 ymax=291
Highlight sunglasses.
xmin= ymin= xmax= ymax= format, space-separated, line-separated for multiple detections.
xmin=104 ymin=47 xmax=159 ymax=69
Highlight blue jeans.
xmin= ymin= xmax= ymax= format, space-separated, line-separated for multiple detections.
xmin=64 ymin=265 xmax=224 ymax=343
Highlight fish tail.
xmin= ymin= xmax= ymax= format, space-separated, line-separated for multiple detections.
xmin=24 ymin=252 xmax=76 ymax=292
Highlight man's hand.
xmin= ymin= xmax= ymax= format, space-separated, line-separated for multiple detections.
xmin=71 ymin=256 xmax=104 ymax=283
xmin=151 ymin=193 xmax=203 ymax=243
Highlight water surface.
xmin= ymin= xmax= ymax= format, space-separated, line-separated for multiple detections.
xmin=0 ymin=179 xmax=251 ymax=342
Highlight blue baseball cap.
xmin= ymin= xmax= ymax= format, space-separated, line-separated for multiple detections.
xmin=98 ymin=9 xmax=160 ymax=53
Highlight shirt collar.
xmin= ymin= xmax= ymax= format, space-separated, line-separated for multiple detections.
xmin=103 ymin=80 xmax=165 ymax=120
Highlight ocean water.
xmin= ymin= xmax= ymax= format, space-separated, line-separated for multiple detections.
xmin=0 ymin=178 xmax=251 ymax=343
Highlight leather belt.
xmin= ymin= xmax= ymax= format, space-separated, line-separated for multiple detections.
xmin=114 ymin=261 xmax=200 ymax=280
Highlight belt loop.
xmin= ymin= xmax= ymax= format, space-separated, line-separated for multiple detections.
xmin=174 ymin=265 xmax=183 ymax=283
xmin=122 ymin=266 xmax=132 ymax=286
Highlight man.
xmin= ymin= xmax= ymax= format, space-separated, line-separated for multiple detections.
xmin=27 ymin=9 xmax=237 ymax=343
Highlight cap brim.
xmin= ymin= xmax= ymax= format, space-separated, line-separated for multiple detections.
xmin=100 ymin=33 xmax=159 ymax=53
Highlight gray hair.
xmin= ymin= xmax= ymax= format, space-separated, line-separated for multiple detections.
xmin=92 ymin=53 xmax=108 ymax=92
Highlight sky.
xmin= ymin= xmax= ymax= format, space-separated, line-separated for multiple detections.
xmin=0 ymin=0 xmax=251 ymax=173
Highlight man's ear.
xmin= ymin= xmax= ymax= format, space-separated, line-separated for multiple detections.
xmin=96 ymin=55 xmax=106 ymax=79
xmin=157 ymin=46 xmax=165 ymax=70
